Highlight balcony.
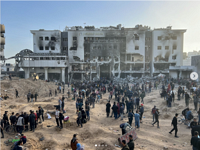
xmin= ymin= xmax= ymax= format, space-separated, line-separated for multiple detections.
xmin=19 ymin=60 xmax=68 ymax=68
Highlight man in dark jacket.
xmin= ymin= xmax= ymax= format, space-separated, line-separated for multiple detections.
xmin=152 ymin=109 xmax=160 ymax=128
xmin=125 ymin=99 xmax=129 ymax=114
xmin=128 ymin=110 xmax=133 ymax=126
xmin=10 ymin=112 xmax=16 ymax=125
xmin=139 ymin=104 xmax=144 ymax=123
xmin=112 ymin=102 xmax=118 ymax=119
xmin=136 ymin=97 xmax=140 ymax=110
xmin=121 ymin=140 xmax=130 ymax=150
xmin=169 ymin=113 xmax=179 ymax=138
xmin=185 ymin=92 xmax=190 ymax=107
xmin=38 ymin=107 xmax=43 ymax=123
xmin=127 ymin=135 xmax=134 ymax=150
xmin=29 ymin=111 xmax=35 ymax=132
xmin=191 ymin=131 xmax=199 ymax=150
xmin=3 ymin=111 xmax=9 ymax=127
xmin=23 ymin=112 xmax=29 ymax=131
xmin=35 ymin=93 xmax=38 ymax=102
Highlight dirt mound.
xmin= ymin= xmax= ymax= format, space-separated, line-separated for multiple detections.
xmin=1 ymin=82 xmax=11 ymax=89
xmin=43 ymin=104 xmax=55 ymax=110
xmin=9 ymin=105 xmax=17 ymax=109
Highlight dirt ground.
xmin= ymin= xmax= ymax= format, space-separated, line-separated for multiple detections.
xmin=0 ymin=78 xmax=195 ymax=150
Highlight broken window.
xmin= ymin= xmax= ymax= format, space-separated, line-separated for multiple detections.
xmin=172 ymin=55 xmax=177 ymax=60
xmin=135 ymin=36 xmax=139 ymax=40
xmin=157 ymin=46 xmax=162 ymax=50
xmin=51 ymin=67 xmax=55 ymax=69
xmin=158 ymin=36 xmax=162 ymax=40
xmin=39 ymin=37 xmax=43 ymax=40
xmin=40 ymin=67 xmax=44 ymax=69
xmin=61 ymin=57 xmax=65 ymax=60
xmin=93 ymin=46 xmax=96 ymax=50
xmin=39 ymin=46 xmax=43 ymax=50
xmin=73 ymin=37 xmax=77 ymax=40
xmin=45 ymin=46 xmax=49 ymax=50
xmin=165 ymin=46 xmax=169 ymax=50
xmin=56 ymin=57 xmax=60 ymax=60
xmin=51 ymin=46 xmax=55 ymax=50
xmin=172 ymin=36 xmax=177 ymax=40
xmin=51 ymin=37 xmax=56 ymax=41
xmin=63 ymin=38 xmax=68 ymax=41
xmin=52 ymin=57 xmax=55 ymax=60
xmin=127 ymin=55 xmax=131 ymax=61
xmin=173 ymin=45 xmax=177 ymax=49
xmin=45 ymin=57 xmax=50 ymax=60
xmin=165 ymin=36 xmax=169 ymax=40
xmin=135 ymin=46 xmax=139 ymax=50
xmin=63 ymin=47 xmax=67 ymax=50
xmin=45 ymin=37 xmax=49 ymax=40
xmin=40 ymin=57 xmax=43 ymax=60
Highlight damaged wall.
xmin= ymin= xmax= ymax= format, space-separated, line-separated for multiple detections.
xmin=31 ymin=30 xmax=61 ymax=53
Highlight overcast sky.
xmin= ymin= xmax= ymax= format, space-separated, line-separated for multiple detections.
xmin=1 ymin=1 xmax=200 ymax=63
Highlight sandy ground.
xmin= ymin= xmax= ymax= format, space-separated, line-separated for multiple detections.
xmin=0 ymin=78 xmax=195 ymax=150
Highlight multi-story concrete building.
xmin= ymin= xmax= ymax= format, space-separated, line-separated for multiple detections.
xmin=14 ymin=24 xmax=186 ymax=82
xmin=0 ymin=24 xmax=5 ymax=61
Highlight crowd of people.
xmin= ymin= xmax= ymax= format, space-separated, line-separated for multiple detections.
xmin=1 ymin=76 xmax=200 ymax=150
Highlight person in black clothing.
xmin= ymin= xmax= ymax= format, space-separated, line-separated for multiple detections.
xmin=24 ymin=112 xmax=29 ymax=131
xmin=127 ymin=135 xmax=135 ymax=150
xmin=128 ymin=110 xmax=134 ymax=126
xmin=191 ymin=131 xmax=199 ymax=150
xmin=29 ymin=111 xmax=35 ymax=132
xmin=30 ymin=93 xmax=34 ymax=102
xmin=10 ymin=112 xmax=16 ymax=125
xmin=3 ymin=111 xmax=9 ymax=128
xmin=169 ymin=113 xmax=179 ymax=138
xmin=35 ymin=92 xmax=38 ymax=102
xmin=59 ymin=112 xmax=64 ymax=129
xmin=55 ymin=89 xmax=57 ymax=97
xmin=112 ymin=102 xmax=118 ymax=119
xmin=62 ymin=95 xmax=65 ymax=112
xmin=152 ymin=109 xmax=160 ymax=128
xmin=27 ymin=94 xmax=30 ymax=103
xmin=106 ymin=101 xmax=111 ymax=117
xmin=0 ymin=119 xmax=4 ymax=138
xmin=16 ymin=89 xmax=19 ymax=98
xmin=38 ymin=107 xmax=43 ymax=123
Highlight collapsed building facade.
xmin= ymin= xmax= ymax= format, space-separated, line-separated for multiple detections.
xmin=0 ymin=24 xmax=5 ymax=61
xmin=13 ymin=24 xmax=186 ymax=82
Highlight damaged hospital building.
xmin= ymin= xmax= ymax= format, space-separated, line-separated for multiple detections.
xmin=14 ymin=24 xmax=186 ymax=82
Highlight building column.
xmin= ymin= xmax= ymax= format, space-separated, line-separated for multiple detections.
xmin=24 ymin=68 xmax=30 ymax=79
xmin=44 ymin=67 xmax=48 ymax=80
xmin=90 ymin=73 xmax=92 ymax=81
xmin=179 ymin=70 xmax=182 ymax=78
xmin=130 ymin=64 xmax=132 ymax=71
xmin=62 ymin=67 xmax=65 ymax=83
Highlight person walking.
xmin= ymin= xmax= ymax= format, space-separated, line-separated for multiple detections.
xmin=77 ymin=109 xmax=82 ymax=128
xmin=35 ymin=92 xmax=38 ymax=102
xmin=140 ymin=91 xmax=145 ymax=104
xmin=29 ymin=111 xmax=35 ymax=132
xmin=55 ymin=89 xmax=57 ymax=97
xmin=169 ymin=113 xmax=179 ymax=138
xmin=85 ymin=103 xmax=90 ymax=120
xmin=106 ymin=101 xmax=111 ymax=118
xmin=24 ymin=112 xmax=29 ymax=131
xmin=49 ymin=90 xmax=52 ymax=97
xmin=139 ymin=104 xmax=144 ymax=123
xmin=136 ymin=97 xmax=140 ymax=110
xmin=127 ymin=135 xmax=135 ymax=150
xmin=58 ymin=97 xmax=62 ymax=111
xmin=27 ymin=93 xmax=30 ymax=103
xmin=193 ymin=94 xmax=198 ymax=111
xmin=152 ymin=108 xmax=160 ymax=128
xmin=185 ymin=92 xmax=190 ymax=107
xmin=62 ymin=95 xmax=65 ymax=112
xmin=71 ymin=134 xmax=78 ymax=150
xmin=112 ymin=102 xmax=118 ymax=119
xmin=120 ymin=104 xmax=124 ymax=120
xmin=134 ymin=110 xmax=140 ymax=129
xmin=59 ymin=111 xmax=64 ymax=129
xmin=152 ymin=106 xmax=156 ymax=122
xmin=128 ymin=110 xmax=133 ymax=126
xmin=15 ymin=89 xmax=19 ymax=98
